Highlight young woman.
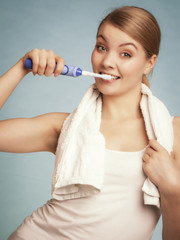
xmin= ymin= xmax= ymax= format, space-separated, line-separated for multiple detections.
xmin=1 ymin=6 xmax=180 ymax=240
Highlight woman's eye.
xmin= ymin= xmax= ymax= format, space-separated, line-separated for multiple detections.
xmin=121 ymin=52 xmax=131 ymax=58
xmin=96 ymin=45 xmax=106 ymax=51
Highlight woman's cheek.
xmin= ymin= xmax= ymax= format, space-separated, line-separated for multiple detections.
xmin=91 ymin=49 xmax=96 ymax=68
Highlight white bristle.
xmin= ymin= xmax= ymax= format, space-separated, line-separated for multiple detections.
xmin=82 ymin=70 xmax=113 ymax=80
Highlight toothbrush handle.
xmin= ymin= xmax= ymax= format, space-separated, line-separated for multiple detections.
xmin=24 ymin=58 xmax=82 ymax=77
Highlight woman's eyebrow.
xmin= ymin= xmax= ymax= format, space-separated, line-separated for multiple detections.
xmin=97 ymin=34 xmax=107 ymax=42
xmin=118 ymin=42 xmax=137 ymax=50
xmin=97 ymin=34 xmax=137 ymax=50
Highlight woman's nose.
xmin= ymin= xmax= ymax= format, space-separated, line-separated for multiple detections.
xmin=101 ymin=52 xmax=116 ymax=69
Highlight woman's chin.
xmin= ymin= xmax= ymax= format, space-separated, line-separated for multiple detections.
xmin=95 ymin=83 xmax=118 ymax=96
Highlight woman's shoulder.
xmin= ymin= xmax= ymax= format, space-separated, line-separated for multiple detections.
xmin=172 ymin=116 xmax=180 ymax=159
xmin=173 ymin=116 xmax=180 ymax=130
xmin=173 ymin=116 xmax=180 ymax=141
xmin=51 ymin=112 xmax=70 ymax=132
xmin=40 ymin=112 xmax=70 ymax=136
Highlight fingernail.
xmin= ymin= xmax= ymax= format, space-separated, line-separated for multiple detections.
xmin=54 ymin=73 xmax=58 ymax=77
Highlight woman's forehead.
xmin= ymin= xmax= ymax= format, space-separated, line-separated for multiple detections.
xmin=97 ymin=22 xmax=141 ymax=48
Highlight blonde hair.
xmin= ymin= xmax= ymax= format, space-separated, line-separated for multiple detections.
xmin=97 ymin=6 xmax=161 ymax=87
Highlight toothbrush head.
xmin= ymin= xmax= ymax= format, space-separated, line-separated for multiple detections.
xmin=100 ymin=74 xmax=120 ymax=80
xmin=99 ymin=74 xmax=112 ymax=80
xmin=81 ymin=70 xmax=120 ymax=80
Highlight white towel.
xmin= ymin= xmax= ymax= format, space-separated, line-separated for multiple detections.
xmin=51 ymin=83 xmax=174 ymax=208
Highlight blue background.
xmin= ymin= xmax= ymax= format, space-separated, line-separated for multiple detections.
xmin=0 ymin=0 xmax=179 ymax=239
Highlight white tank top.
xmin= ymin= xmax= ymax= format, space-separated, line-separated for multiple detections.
xmin=46 ymin=148 xmax=161 ymax=240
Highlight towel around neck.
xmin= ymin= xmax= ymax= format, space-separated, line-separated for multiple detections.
xmin=51 ymin=83 xmax=173 ymax=208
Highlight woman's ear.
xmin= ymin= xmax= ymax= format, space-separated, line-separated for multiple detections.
xmin=144 ymin=54 xmax=157 ymax=75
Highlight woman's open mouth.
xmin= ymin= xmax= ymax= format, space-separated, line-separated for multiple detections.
xmin=99 ymin=72 xmax=120 ymax=81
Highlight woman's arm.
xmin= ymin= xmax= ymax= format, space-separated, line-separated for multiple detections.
xmin=160 ymin=117 xmax=180 ymax=240
xmin=142 ymin=116 xmax=180 ymax=240
xmin=0 ymin=49 xmax=68 ymax=154
xmin=0 ymin=58 xmax=28 ymax=110
xmin=0 ymin=49 xmax=64 ymax=110
xmin=0 ymin=112 xmax=69 ymax=154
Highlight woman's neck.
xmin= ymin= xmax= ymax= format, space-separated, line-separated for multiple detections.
xmin=101 ymin=86 xmax=143 ymax=121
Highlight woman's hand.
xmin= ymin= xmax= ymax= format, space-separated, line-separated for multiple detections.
xmin=142 ymin=139 xmax=180 ymax=197
xmin=22 ymin=48 xmax=65 ymax=77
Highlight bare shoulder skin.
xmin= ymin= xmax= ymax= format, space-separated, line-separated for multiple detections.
xmin=173 ymin=116 xmax=180 ymax=162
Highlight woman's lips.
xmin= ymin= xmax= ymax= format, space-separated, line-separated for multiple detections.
xmin=101 ymin=78 xmax=119 ymax=83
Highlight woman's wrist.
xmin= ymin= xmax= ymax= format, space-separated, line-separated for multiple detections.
xmin=16 ymin=57 xmax=30 ymax=76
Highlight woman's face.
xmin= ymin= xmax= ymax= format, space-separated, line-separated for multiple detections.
xmin=91 ymin=22 xmax=155 ymax=96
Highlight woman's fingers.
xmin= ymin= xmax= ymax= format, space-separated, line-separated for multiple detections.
xmin=145 ymin=147 xmax=155 ymax=157
xmin=142 ymin=153 xmax=150 ymax=162
xmin=142 ymin=145 xmax=157 ymax=162
xmin=38 ymin=49 xmax=47 ymax=76
xmin=149 ymin=139 xmax=164 ymax=151
xmin=54 ymin=55 xmax=65 ymax=77
xmin=32 ymin=54 xmax=39 ymax=75
xmin=45 ymin=57 xmax=56 ymax=77
xmin=23 ymin=49 xmax=40 ymax=75
xmin=23 ymin=49 xmax=65 ymax=77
